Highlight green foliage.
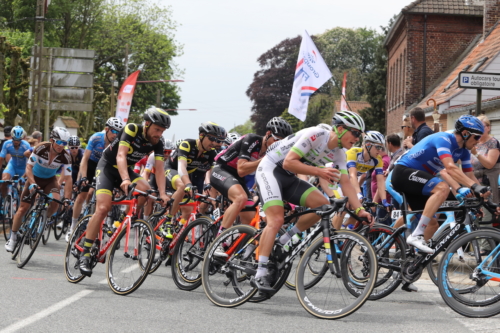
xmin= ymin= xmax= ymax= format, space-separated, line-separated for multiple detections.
xmin=280 ymin=109 xmax=303 ymax=133
xmin=230 ymin=119 xmax=255 ymax=135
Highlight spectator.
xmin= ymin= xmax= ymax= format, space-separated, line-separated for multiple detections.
xmin=471 ymin=115 xmax=500 ymax=203
xmin=0 ymin=126 xmax=12 ymax=170
xmin=31 ymin=131 xmax=42 ymax=144
xmin=403 ymin=107 xmax=433 ymax=149
xmin=385 ymin=134 xmax=404 ymax=175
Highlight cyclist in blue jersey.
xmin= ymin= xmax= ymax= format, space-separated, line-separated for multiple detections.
xmin=67 ymin=117 xmax=124 ymax=242
xmin=392 ymin=115 xmax=490 ymax=253
xmin=5 ymin=127 xmax=73 ymax=252
xmin=0 ymin=126 xmax=30 ymax=199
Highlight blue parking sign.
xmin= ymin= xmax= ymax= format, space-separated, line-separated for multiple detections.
xmin=463 ymin=77 xmax=469 ymax=83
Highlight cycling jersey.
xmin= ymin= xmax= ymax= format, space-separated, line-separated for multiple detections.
xmin=216 ymin=134 xmax=263 ymax=169
xmin=102 ymin=123 xmax=164 ymax=167
xmin=0 ymin=139 xmax=31 ymax=170
xmin=396 ymin=131 xmax=472 ymax=175
xmin=86 ymin=131 xmax=106 ymax=163
xmin=134 ymin=156 xmax=148 ymax=173
xmin=264 ymin=127 xmax=347 ymax=175
xmin=346 ymin=147 xmax=383 ymax=176
xmin=144 ymin=152 xmax=169 ymax=174
xmin=70 ymin=148 xmax=84 ymax=183
xmin=168 ymin=139 xmax=216 ymax=173
xmin=27 ymin=142 xmax=72 ymax=179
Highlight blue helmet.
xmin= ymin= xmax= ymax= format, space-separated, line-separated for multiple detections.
xmin=12 ymin=126 xmax=24 ymax=141
xmin=455 ymin=115 xmax=484 ymax=135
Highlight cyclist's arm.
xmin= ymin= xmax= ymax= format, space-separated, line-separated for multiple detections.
xmin=465 ymin=171 xmax=480 ymax=185
xmin=25 ymin=163 xmax=36 ymax=185
xmin=79 ymin=150 xmax=91 ymax=179
xmin=204 ymin=168 xmax=212 ymax=184
xmin=348 ymin=167 xmax=362 ymax=194
xmin=339 ymin=173 xmax=364 ymax=212
xmin=141 ymin=168 xmax=151 ymax=181
xmin=154 ymin=158 xmax=167 ymax=195
xmin=178 ymin=159 xmax=191 ymax=187
xmin=441 ymin=156 xmax=476 ymax=188
xmin=116 ymin=145 xmax=131 ymax=181
xmin=63 ymin=174 xmax=72 ymax=199
xmin=282 ymin=151 xmax=326 ymax=177
xmin=23 ymin=150 xmax=31 ymax=158
xmin=319 ymin=177 xmax=335 ymax=197
xmin=5 ymin=154 xmax=10 ymax=163
xmin=236 ymin=158 xmax=261 ymax=177
xmin=375 ymin=173 xmax=387 ymax=201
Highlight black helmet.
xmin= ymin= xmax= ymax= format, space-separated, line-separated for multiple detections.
xmin=266 ymin=117 xmax=293 ymax=138
xmin=144 ymin=106 xmax=171 ymax=129
xmin=68 ymin=135 xmax=81 ymax=147
xmin=199 ymin=121 xmax=227 ymax=139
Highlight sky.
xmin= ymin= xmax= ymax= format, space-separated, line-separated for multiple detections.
xmin=159 ymin=0 xmax=407 ymax=141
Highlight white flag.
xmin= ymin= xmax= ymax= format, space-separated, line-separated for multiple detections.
xmin=288 ymin=30 xmax=332 ymax=121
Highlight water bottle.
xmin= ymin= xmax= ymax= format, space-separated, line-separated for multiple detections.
xmin=326 ymin=164 xmax=340 ymax=191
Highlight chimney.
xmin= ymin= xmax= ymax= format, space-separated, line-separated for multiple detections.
xmin=484 ymin=0 xmax=500 ymax=37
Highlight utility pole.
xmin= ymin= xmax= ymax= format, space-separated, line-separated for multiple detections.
xmin=110 ymin=73 xmax=116 ymax=118
xmin=125 ymin=44 xmax=129 ymax=78
xmin=34 ymin=0 xmax=45 ymax=134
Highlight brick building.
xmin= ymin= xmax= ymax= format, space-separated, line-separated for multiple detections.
xmin=384 ymin=0 xmax=485 ymax=135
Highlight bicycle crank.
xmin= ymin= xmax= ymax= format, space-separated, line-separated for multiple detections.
xmin=401 ymin=258 xmax=423 ymax=284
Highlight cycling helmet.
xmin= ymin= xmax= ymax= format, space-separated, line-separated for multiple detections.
xmin=106 ymin=117 xmax=125 ymax=131
xmin=176 ymin=139 xmax=184 ymax=147
xmin=332 ymin=111 xmax=365 ymax=132
xmin=455 ymin=115 xmax=484 ymax=135
xmin=68 ymin=135 xmax=81 ymax=147
xmin=51 ymin=127 xmax=71 ymax=141
xmin=364 ymin=131 xmax=385 ymax=145
xmin=266 ymin=117 xmax=293 ymax=138
xmin=226 ymin=132 xmax=241 ymax=144
xmin=144 ymin=106 xmax=171 ymax=129
xmin=199 ymin=121 xmax=227 ymax=139
xmin=317 ymin=123 xmax=332 ymax=132
xmin=164 ymin=139 xmax=175 ymax=150
xmin=11 ymin=126 xmax=24 ymax=140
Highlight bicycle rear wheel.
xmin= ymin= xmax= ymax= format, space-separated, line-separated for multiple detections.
xmin=296 ymin=230 xmax=377 ymax=319
xmin=202 ymin=225 xmax=259 ymax=307
xmin=2 ymin=195 xmax=12 ymax=241
xmin=64 ymin=215 xmax=91 ymax=283
xmin=42 ymin=215 xmax=53 ymax=245
xmin=106 ymin=219 xmax=155 ymax=295
xmin=17 ymin=211 xmax=45 ymax=268
xmin=53 ymin=207 xmax=67 ymax=240
xmin=171 ymin=218 xmax=216 ymax=291
xmin=438 ymin=230 xmax=500 ymax=317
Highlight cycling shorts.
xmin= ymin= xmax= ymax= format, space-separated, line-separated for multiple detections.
xmin=21 ymin=176 xmax=59 ymax=204
xmin=211 ymin=165 xmax=254 ymax=208
xmin=255 ymin=158 xmax=317 ymax=210
xmin=164 ymin=169 xmax=203 ymax=194
xmin=391 ymin=164 xmax=443 ymax=211
xmin=81 ymin=160 xmax=98 ymax=193
xmin=3 ymin=163 xmax=25 ymax=178
xmin=95 ymin=159 xmax=143 ymax=197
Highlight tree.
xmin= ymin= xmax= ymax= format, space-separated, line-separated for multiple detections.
xmin=280 ymin=109 xmax=302 ymax=133
xmin=230 ymin=119 xmax=255 ymax=135
xmin=246 ymin=36 xmax=301 ymax=134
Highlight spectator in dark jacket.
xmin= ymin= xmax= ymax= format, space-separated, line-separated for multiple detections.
xmin=403 ymin=107 xmax=433 ymax=149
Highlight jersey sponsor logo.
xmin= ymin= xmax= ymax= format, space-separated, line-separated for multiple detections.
xmin=310 ymin=135 xmax=316 ymax=141
xmin=302 ymin=142 xmax=307 ymax=148
xmin=453 ymin=152 xmax=462 ymax=159
xmin=409 ymin=149 xmax=425 ymax=159
xmin=212 ymin=171 xmax=227 ymax=181
xmin=408 ymin=171 xmax=428 ymax=184
xmin=260 ymin=172 xmax=273 ymax=197
xmin=248 ymin=141 xmax=258 ymax=152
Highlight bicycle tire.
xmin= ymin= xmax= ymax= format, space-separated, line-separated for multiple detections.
xmin=2 ymin=195 xmax=12 ymax=241
xmin=17 ymin=210 xmax=45 ymax=268
xmin=438 ymin=230 xmax=500 ymax=317
xmin=64 ymin=215 xmax=91 ymax=283
xmin=296 ymin=230 xmax=377 ymax=319
xmin=171 ymin=218 xmax=216 ymax=291
xmin=42 ymin=215 xmax=54 ymax=245
xmin=106 ymin=219 xmax=155 ymax=295
xmin=201 ymin=224 xmax=259 ymax=307
xmin=53 ymin=208 xmax=67 ymax=240
xmin=146 ymin=214 xmax=168 ymax=273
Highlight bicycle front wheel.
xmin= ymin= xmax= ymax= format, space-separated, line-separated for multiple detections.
xmin=17 ymin=211 xmax=45 ymax=268
xmin=2 ymin=195 xmax=12 ymax=241
xmin=106 ymin=219 xmax=156 ymax=295
xmin=42 ymin=215 xmax=54 ymax=245
xmin=296 ymin=230 xmax=377 ymax=319
xmin=438 ymin=230 xmax=500 ymax=317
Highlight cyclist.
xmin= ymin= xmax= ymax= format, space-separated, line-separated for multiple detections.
xmin=251 ymin=111 xmax=374 ymax=292
xmin=226 ymin=132 xmax=241 ymax=145
xmin=67 ymin=117 xmax=124 ymax=242
xmin=78 ymin=107 xmax=171 ymax=276
xmin=161 ymin=121 xmax=226 ymax=238
xmin=68 ymin=136 xmax=84 ymax=185
xmin=0 ymin=126 xmax=30 ymax=199
xmin=211 ymin=117 xmax=293 ymax=257
xmin=332 ymin=131 xmax=390 ymax=229
xmin=392 ymin=115 xmax=489 ymax=253
xmin=5 ymin=127 xmax=73 ymax=252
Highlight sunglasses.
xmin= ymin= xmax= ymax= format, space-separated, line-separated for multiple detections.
xmin=401 ymin=126 xmax=410 ymax=129
xmin=54 ymin=140 xmax=68 ymax=146
xmin=70 ymin=146 xmax=79 ymax=150
xmin=164 ymin=149 xmax=172 ymax=154
xmin=110 ymin=129 xmax=120 ymax=134
xmin=206 ymin=135 xmax=224 ymax=144
xmin=467 ymin=132 xmax=481 ymax=141
xmin=346 ymin=127 xmax=362 ymax=138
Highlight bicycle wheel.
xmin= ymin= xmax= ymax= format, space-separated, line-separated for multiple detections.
xmin=53 ymin=208 xmax=66 ymax=240
xmin=106 ymin=219 xmax=155 ymax=295
xmin=296 ymin=230 xmax=377 ymax=319
xmin=343 ymin=224 xmax=406 ymax=300
xmin=64 ymin=215 xmax=91 ymax=283
xmin=2 ymin=195 xmax=12 ymax=241
xmin=202 ymin=224 xmax=259 ymax=307
xmin=17 ymin=210 xmax=45 ymax=268
xmin=42 ymin=215 xmax=54 ymax=245
xmin=438 ymin=230 xmax=500 ymax=317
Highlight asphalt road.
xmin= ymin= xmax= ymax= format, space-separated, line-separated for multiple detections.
xmin=0 ymin=236 xmax=499 ymax=333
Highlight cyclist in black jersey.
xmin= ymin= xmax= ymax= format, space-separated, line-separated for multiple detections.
xmin=78 ymin=107 xmax=171 ymax=277
xmin=211 ymin=117 xmax=292 ymax=258
xmin=161 ymin=121 xmax=226 ymax=238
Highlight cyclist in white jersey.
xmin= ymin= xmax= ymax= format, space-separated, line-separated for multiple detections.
xmin=251 ymin=111 xmax=374 ymax=293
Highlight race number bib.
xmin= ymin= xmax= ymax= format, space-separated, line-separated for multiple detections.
xmin=391 ymin=210 xmax=402 ymax=220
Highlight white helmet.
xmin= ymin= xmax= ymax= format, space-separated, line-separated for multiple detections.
xmin=332 ymin=111 xmax=365 ymax=132
xmin=175 ymin=139 xmax=184 ymax=147
xmin=164 ymin=139 xmax=175 ymax=150
xmin=106 ymin=117 xmax=125 ymax=131
xmin=51 ymin=127 xmax=71 ymax=142
xmin=226 ymin=132 xmax=241 ymax=144
xmin=364 ymin=131 xmax=385 ymax=145
xmin=317 ymin=123 xmax=332 ymax=132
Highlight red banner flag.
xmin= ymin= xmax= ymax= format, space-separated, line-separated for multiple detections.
xmin=116 ymin=70 xmax=140 ymax=124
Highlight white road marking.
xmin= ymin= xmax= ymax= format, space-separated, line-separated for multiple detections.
xmin=0 ymin=290 xmax=93 ymax=333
